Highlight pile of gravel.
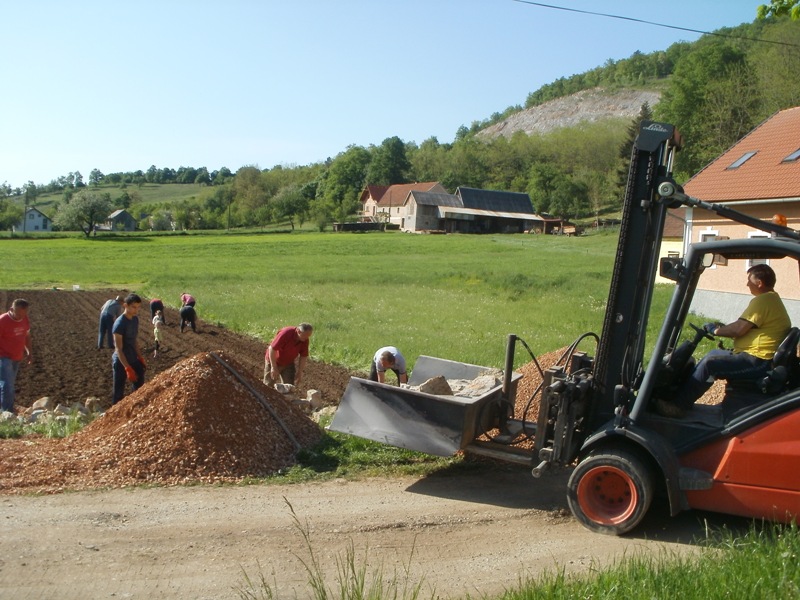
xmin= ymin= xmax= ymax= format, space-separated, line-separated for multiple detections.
xmin=0 ymin=351 xmax=321 ymax=494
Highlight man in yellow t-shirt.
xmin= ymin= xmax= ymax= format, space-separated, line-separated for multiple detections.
xmin=673 ymin=263 xmax=791 ymax=411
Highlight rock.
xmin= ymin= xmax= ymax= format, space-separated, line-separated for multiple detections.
xmin=274 ymin=383 xmax=296 ymax=395
xmin=454 ymin=374 xmax=501 ymax=398
xmin=0 ymin=410 xmax=16 ymax=422
xmin=306 ymin=389 xmax=323 ymax=408
xmin=418 ymin=375 xmax=453 ymax=396
xmin=28 ymin=410 xmax=48 ymax=423
xmin=32 ymin=397 xmax=54 ymax=411
xmin=84 ymin=397 xmax=102 ymax=413
xmin=54 ymin=404 xmax=72 ymax=416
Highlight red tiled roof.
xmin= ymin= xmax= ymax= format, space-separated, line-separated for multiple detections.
xmin=376 ymin=182 xmax=442 ymax=208
xmin=683 ymin=106 xmax=800 ymax=202
xmin=360 ymin=185 xmax=390 ymax=203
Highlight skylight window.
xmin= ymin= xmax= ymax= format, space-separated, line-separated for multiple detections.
xmin=782 ymin=148 xmax=800 ymax=163
xmin=727 ymin=151 xmax=757 ymax=169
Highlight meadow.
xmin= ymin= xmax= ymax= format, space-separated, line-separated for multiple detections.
xmin=0 ymin=229 xmax=674 ymax=372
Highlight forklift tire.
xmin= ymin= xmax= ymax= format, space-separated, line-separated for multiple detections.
xmin=567 ymin=449 xmax=654 ymax=535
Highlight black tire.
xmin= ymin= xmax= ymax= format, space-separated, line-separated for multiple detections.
xmin=567 ymin=449 xmax=654 ymax=535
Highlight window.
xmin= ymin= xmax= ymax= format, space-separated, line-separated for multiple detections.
xmin=700 ymin=229 xmax=718 ymax=268
xmin=783 ymin=148 xmax=800 ymax=163
xmin=726 ymin=151 xmax=757 ymax=170
xmin=747 ymin=232 xmax=769 ymax=269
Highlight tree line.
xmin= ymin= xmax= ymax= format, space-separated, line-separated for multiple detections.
xmin=3 ymin=11 xmax=799 ymax=234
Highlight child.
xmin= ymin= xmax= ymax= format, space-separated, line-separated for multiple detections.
xmin=152 ymin=309 xmax=164 ymax=358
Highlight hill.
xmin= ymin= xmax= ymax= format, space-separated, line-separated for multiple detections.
xmin=477 ymin=87 xmax=661 ymax=140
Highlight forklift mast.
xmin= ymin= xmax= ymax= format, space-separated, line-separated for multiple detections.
xmin=590 ymin=121 xmax=682 ymax=422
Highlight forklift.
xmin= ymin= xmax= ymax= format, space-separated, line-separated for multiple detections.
xmin=331 ymin=121 xmax=800 ymax=535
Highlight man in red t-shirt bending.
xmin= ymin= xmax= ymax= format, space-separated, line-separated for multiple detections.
xmin=263 ymin=323 xmax=313 ymax=388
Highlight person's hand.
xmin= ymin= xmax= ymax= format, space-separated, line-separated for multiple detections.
xmin=703 ymin=322 xmax=720 ymax=335
xmin=125 ymin=366 xmax=138 ymax=382
xmin=137 ymin=355 xmax=147 ymax=370
xmin=294 ymin=373 xmax=303 ymax=388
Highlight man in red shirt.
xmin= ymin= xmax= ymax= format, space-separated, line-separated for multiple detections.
xmin=263 ymin=323 xmax=313 ymax=388
xmin=0 ymin=299 xmax=33 ymax=413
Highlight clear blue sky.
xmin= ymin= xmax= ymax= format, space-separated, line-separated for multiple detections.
xmin=1 ymin=0 xmax=761 ymax=189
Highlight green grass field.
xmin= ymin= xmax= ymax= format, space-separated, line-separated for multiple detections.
xmin=0 ymin=228 xmax=675 ymax=372
xmin=31 ymin=182 xmax=206 ymax=214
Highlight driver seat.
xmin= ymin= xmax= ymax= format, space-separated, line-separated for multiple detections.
xmin=758 ymin=327 xmax=800 ymax=394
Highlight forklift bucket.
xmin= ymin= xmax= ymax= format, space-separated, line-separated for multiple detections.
xmin=328 ymin=355 xmax=521 ymax=456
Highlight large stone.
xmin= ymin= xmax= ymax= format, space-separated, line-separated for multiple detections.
xmin=274 ymin=383 xmax=296 ymax=395
xmin=418 ymin=375 xmax=453 ymax=396
xmin=84 ymin=397 xmax=102 ymax=413
xmin=32 ymin=396 xmax=54 ymax=411
xmin=0 ymin=410 xmax=16 ymax=422
xmin=306 ymin=389 xmax=323 ymax=408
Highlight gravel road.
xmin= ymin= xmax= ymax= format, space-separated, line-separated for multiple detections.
xmin=0 ymin=468 xmax=724 ymax=599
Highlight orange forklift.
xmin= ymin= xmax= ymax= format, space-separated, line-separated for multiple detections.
xmin=331 ymin=121 xmax=800 ymax=534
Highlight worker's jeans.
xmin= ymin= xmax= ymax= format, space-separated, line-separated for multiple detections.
xmin=112 ymin=355 xmax=146 ymax=405
xmin=0 ymin=358 xmax=21 ymax=412
xmin=676 ymin=349 xmax=769 ymax=409
xmin=98 ymin=312 xmax=116 ymax=349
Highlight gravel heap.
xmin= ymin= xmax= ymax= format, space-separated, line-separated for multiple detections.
xmin=0 ymin=351 xmax=321 ymax=494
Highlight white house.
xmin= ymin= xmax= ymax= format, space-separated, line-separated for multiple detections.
xmin=13 ymin=207 xmax=52 ymax=232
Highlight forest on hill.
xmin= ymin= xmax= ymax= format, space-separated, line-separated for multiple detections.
xmin=2 ymin=12 xmax=798 ymax=233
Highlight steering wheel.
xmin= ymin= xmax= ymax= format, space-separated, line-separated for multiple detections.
xmin=689 ymin=322 xmax=715 ymax=342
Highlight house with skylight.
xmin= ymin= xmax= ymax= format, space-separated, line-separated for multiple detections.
xmin=674 ymin=106 xmax=800 ymax=322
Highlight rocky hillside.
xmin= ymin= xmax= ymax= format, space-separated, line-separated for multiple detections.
xmin=477 ymin=87 xmax=661 ymax=140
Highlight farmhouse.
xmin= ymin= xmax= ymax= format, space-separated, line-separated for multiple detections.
xmin=403 ymin=186 xmax=537 ymax=233
xmin=13 ymin=207 xmax=51 ymax=232
xmin=677 ymin=106 xmax=800 ymax=323
xmin=360 ymin=182 xmax=446 ymax=228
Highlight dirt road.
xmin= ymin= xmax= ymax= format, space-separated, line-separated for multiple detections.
xmin=0 ymin=467 xmax=726 ymax=599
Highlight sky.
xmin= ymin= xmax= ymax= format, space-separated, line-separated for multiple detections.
xmin=1 ymin=0 xmax=763 ymax=189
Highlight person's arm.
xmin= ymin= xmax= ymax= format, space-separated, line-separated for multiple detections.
xmin=376 ymin=369 xmax=386 ymax=383
xmin=714 ymin=318 xmax=754 ymax=338
xmin=399 ymin=372 xmax=408 ymax=384
xmin=268 ymin=345 xmax=280 ymax=380
xmin=113 ymin=332 xmax=130 ymax=368
xmin=25 ymin=330 xmax=32 ymax=364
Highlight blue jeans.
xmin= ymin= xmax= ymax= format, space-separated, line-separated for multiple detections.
xmin=112 ymin=356 xmax=145 ymax=405
xmin=0 ymin=358 xmax=21 ymax=412
xmin=98 ymin=312 xmax=115 ymax=349
xmin=677 ymin=349 xmax=770 ymax=409
xmin=692 ymin=349 xmax=770 ymax=383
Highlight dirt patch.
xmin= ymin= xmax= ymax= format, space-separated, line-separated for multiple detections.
xmin=0 ymin=288 xmax=352 ymax=411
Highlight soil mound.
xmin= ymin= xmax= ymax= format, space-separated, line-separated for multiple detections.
xmin=0 ymin=351 xmax=322 ymax=494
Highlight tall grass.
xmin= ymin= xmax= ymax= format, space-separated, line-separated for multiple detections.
xmin=0 ymin=229 xmax=675 ymax=372
xmin=500 ymin=522 xmax=800 ymax=599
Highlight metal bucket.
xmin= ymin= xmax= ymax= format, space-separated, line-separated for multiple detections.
xmin=329 ymin=356 xmax=521 ymax=456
